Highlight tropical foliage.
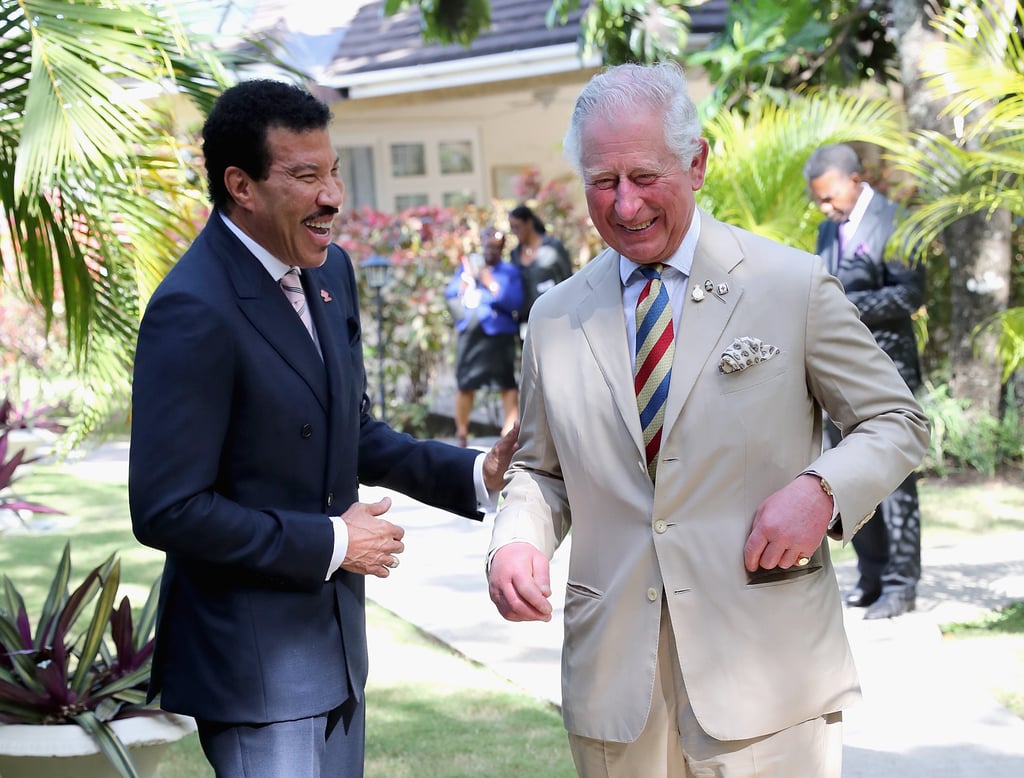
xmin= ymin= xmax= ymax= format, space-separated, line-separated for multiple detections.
xmin=888 ymin=0 xmax=1024 ymax=381
xmin=698 ymin=91 xmax=905 ymax=250
xmin=0 ymin=0 xmax=231 ymax=444
xmin=0 ymin=543 xmax=161 ymax=778
xmin=0 ymin=394 xmax=64 ymax=517
xmin=547 ymin=0 xmax=698 ymax=63
xmin=689 ymin=0 xmax=898 ymax=116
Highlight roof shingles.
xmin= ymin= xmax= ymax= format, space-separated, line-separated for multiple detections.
xmin=327 ymin=0 xmax=729 ymax=78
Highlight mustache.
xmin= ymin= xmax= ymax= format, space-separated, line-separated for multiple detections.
xmin=306 ymin=208 xmax=339 ymax=221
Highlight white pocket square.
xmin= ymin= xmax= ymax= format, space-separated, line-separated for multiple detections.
xmin=719 ymin=337 xmax=780 ymax=374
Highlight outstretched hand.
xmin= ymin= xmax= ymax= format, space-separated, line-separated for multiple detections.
xmin=482 ymin=420 xmax=519 ymax=493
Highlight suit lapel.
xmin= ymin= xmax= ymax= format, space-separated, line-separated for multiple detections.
xmin=845 ymin=194 xmax=885 ymax=256
xmin=303 ymin=260 xmax=359 ymax=491
xmin=661 ymin=215 xmax=743 ymax=440
xmin=820 ymin=221 xmax=840 ymax=273
xmin=576 ymin=250 xmax=646 ymax=455
xmin=210 ymin=218 xmax=329 ymax=411
xmin=303 ymin=264 xmax=350 ymax=413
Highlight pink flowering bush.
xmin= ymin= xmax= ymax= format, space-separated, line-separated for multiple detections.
xmin=335 ymin=174 xmax=602 ymax=435
xmin=336 ymin=204 xmax=491 ymax=432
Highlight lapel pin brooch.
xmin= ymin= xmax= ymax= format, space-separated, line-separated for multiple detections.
xmin=696 ymin=280 xmax=729 ymax=303
xmin=320 ymin=289 xmax=333 ymax=302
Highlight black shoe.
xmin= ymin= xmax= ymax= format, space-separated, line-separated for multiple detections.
xmin=863 ymin=589 xmax=916 ymax=620
xmin=844 ymin=585 xmax=881 ymax=608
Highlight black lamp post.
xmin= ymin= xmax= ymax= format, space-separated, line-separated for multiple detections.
xmin=360 ymin=252 xmax=392 ymax=422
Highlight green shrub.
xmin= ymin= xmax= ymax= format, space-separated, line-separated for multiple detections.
xmin=921 ymin=382 xmax=1024 ymax=476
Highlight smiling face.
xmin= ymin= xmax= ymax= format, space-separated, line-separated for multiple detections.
xmin=225 ymin=126 xmax=344 ymax=269
xmin=580 ymin=108 xmax=708 ymax=265
xmin=807 ymin=167 xmax=862 ymax=223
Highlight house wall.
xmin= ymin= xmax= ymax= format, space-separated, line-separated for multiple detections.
xmin=327 ymin=67 xmax=713 ymax=213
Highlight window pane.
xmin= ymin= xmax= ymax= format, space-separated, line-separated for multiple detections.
xmin=439 ymin=141 xmax=473 ymax=175
xmin=395 ymin=193 xmax=429 ymax=210
xmin=338 ymin=146 xmax=377 ymax=210
xmin=390 ymin=143 xmax=425 ymax=177
xmin=492 ymin=165 xmax=528 ymax=201
xmin=443 ymin=190 xmax=475 ymax=207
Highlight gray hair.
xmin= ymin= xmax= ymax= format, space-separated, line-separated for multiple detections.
xmin=803 ymin=143 xmax=862 ymax=182
xmin=562 ymin=62 xmax=703 ymax=174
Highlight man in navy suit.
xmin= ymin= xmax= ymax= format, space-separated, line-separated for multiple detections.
xmin=804 ymin=143 xmax=925 ymax=620
xmin=129 ymin=79 xmax=516 ymax=777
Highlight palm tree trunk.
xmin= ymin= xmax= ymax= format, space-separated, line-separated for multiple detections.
xmin=892 ymin=0 xmax=1012 ymax=417
xmin=945 ymin=209 xmax=1012 ymax=416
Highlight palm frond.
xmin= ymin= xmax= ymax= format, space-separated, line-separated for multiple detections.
xmin=987 ymin=306 xmax=1024 ymax=381
xmin=888 ymin=134 xmax=1024 ymax=260
xmin=923 ymin=0 xmax=1024 ymax=144
xmin=0 ymin=0 xmax=230 ymax=439
xmin=700 ymin=91 xmax=904 ymax=251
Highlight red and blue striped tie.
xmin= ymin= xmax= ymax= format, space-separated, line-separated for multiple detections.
xmin=635 ymin=264 xmax=674 ymax=480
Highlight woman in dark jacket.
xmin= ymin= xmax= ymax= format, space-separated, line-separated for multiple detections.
xmin=508 ymin=204 xmax=572 ymax=340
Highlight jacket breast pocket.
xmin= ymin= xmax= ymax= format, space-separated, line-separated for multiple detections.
xmin=718 ymin=359 xmax=787 ymax=395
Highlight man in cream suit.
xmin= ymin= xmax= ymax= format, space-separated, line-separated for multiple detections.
xmin=487 ymin=63 xmax=929 ymax=777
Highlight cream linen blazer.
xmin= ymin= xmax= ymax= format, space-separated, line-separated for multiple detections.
xmin=490 ymin=212 xmax=929 ymax=743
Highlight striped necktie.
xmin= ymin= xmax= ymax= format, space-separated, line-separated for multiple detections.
xmin=635 ymin=264 xmax=674 ymax=480
xmin=280 ymin=268 xmax=314 ymax=339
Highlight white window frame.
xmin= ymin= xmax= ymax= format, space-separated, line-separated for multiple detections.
xmin=335 ymin=127 xmax=483 ymax=212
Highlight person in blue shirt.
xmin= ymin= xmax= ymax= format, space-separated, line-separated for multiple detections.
xmin=446 ymin=227 xmax=524 ymax=446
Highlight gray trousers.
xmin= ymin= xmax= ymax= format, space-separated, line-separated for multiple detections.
xmin=196 ymin=695 xmax=364 ymax=778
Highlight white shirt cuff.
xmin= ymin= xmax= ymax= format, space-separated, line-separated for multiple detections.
xmin=326 ymin=515 xmax=349 ymax=580
xmin=474 ymin=452 xmax=498 ymax=516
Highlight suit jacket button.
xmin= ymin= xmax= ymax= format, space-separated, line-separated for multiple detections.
xmin=301 ymin=424 xmax=313 ymax=439
xmin=654 ymin=520 xmax=667 ymax=534
xmin=647 ymin=587 xmax=659 ymax=602
xmin=327 ymin=492 xmax=334 ymax=507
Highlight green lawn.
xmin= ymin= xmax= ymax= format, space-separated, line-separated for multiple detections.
xmin=3 ymin=462 xmax=1023 ymax=775
xmin=2 ymin=464 xmax=576 ymax=777
xmin=158 ymin=604 xmax=575 ymax=778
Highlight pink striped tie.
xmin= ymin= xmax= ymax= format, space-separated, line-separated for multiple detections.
xmin=280 ymin=268 xmax=314 ymax=338
xmin=635 ymin=264 xmax=674 ymax=480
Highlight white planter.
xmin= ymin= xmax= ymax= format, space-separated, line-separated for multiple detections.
xmin=4 ymin=428 xmax=54 ymax=462
xmin=0 ymin=714 xmax=195 ymax=778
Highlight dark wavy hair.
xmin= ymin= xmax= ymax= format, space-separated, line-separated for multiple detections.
xmin=509 ymin=204 xmax=547 ymax=235
xmin=202 ymin=79 xmax=332 ymax=210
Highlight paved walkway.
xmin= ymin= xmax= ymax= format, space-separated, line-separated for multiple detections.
xmin=359 ymin=455 xmax=1024 ymax=778
xmin=57 ymin=440 xmax=1024 ymax=776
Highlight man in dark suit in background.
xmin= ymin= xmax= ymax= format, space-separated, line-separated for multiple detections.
xmin=129 ymin=79 xmax=515 ymax=777
xmin=804 ymin=143 xmax=925 ymax=619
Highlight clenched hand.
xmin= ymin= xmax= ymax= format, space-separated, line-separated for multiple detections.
xmin=488 ymin=541 xmax=552 ymax=622
xmin=342 ymin=496 xmax=405 ymax=578
xmin=743 ymin=474 xmax=833 ymax=572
